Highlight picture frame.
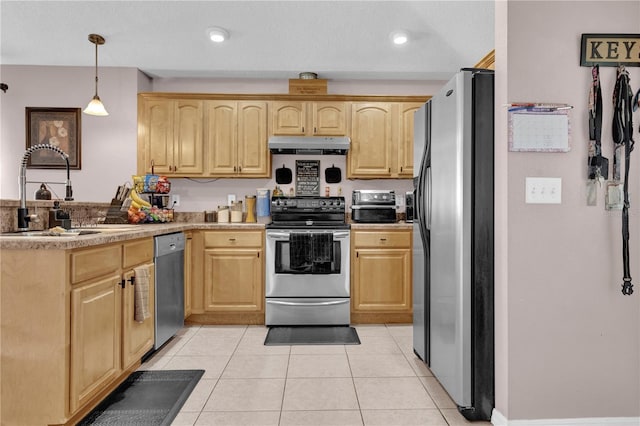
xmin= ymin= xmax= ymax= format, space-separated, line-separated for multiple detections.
xmin=25 ymin=107 xmax=81 ymax=169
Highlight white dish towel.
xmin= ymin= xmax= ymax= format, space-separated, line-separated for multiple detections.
xmin=133 ymin=265 xmax=151 ymax=323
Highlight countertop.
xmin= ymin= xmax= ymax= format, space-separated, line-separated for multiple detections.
xmin=0 ymin=221 xmax=413 ymax=250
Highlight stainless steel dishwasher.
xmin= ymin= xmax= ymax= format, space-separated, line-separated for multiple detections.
xmin=154 ymin=232 xmax=185 ymax=349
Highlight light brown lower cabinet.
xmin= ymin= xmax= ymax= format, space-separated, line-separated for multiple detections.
xmin=0 ymin=237 xmax=155 ymax=425
xmin=351 ymin=228 xmax=413 ymax=323
xmin=187 ymin=229 xmax=265 ymax=325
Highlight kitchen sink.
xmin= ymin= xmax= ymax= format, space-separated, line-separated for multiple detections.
xmin=1 ymin=229 xmax=102 ymax=237
xmin=72 ymin=225 xmax=140 ymax=233
xmin=1 ymin=224 xmax=143 ymax=237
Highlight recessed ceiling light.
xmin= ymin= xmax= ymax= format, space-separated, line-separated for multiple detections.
xmin=208 ymin=27 xmax=229 ymax=43
xmin=390 ymin=30 xmax=409 ymax=45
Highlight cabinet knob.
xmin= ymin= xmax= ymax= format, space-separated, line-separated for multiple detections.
xmin=238 ymin=166 xmax=242 ymax=172
xmin=302 ymin=126 xmax=305 ymax=133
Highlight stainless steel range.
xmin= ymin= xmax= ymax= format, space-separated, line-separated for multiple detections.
xmin=265 ymin=196 xmax=350 ymax=326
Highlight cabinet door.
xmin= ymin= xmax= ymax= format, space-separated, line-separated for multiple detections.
xmin=206 ymin=101 xmax=238 ymax=175
xmin=352 ymin=249 xmax=411 ymax=312
xmin=203 ymin=248 xmax=264 ymax=312
xmin=397 ymin=103 xmax=422 ymax=177
xmin=313 ymin=102 xmax=347 ymax=136
xmin=146 ymin=100 xmax=174 ymax=174
xmin=121 ymin=263 xmax=155 ymax=370
xmin=173 ymin=100 xmax=204 ymax=174
xmin=349 ymin=103 xmax=393 ymax=177
xmin=70 ymin=275 xmax=122 ymax=413
xmin=271 ymin=101 xmax=306 ymax=135
xmin=238 ymin=101 xmax=270 ymax=177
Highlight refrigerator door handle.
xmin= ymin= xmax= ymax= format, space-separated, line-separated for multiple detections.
xmin=426 ymin=166 xmax=432 ymax=230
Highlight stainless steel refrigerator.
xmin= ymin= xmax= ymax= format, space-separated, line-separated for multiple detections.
xmin=412 ymin=68 xmax=494 ymax=421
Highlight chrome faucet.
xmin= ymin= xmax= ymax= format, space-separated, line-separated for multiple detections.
xmin=18 ymin=144 xmax=74 ymax=231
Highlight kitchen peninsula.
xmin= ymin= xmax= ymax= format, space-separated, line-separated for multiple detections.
xmin=0 ymin=219 xmax=411 ymax=425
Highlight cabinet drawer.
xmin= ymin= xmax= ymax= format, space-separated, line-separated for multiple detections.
xmin=353 ymin=231 xmax=410 ymax=248
xmin=204 ymin=231 xmax=263 ymax=248
xmin=71 ymin=245 xmax=122 ymax=284
xmin=122 ymin=238 xmax=154 ymax=269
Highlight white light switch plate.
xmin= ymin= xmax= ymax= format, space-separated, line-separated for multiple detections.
xmin=525 ymin=177 xmax=562 ymax=204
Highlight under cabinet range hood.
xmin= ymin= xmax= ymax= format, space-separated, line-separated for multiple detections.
xmin=268 ymin=136 xmax=350 ymax=155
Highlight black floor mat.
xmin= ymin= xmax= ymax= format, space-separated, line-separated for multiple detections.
xmin=264 ymin=326 xmax=361 ymax=345
xmin=78 ymin=369 xmax=204 ymax=425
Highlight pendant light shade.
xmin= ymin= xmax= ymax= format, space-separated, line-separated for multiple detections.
xmin=84 ymin=34 xmax=109 ymax=116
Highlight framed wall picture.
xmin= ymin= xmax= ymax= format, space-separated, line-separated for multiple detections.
xmin=25 ymin=107 xmax=81 ymax=169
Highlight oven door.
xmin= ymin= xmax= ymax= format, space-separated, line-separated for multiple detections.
xmin=265 ymin=229 xmax=350 ymax=298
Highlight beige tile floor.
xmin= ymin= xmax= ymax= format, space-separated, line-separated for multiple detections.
xmin=139 ymin=324 xmax=492 ymax=426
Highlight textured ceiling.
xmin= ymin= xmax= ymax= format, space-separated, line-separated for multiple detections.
xmin=0 ymin=0 xmax=494 ymax=81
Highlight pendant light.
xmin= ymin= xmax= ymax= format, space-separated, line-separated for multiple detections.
xmin=83 ymin=34 xmax=109 ymax=116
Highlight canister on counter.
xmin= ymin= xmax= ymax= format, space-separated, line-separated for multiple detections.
xmin=245 ymin=195 xmax=256 ymax=223
xmin=231 ymin=201 xmax=243 ymax=223
xmin=217 ymin=205 xmax=229 ymax=223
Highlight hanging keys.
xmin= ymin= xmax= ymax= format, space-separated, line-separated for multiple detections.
xmin=586 ymin=180 xmax=598 ymax=206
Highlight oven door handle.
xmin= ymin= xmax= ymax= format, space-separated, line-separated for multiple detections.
xmin=266 ymin=299 xmax=350 ymax=307
xmin=267 ymin=231 xmax=292 ymax=240
xmin=331 ymin=231 xmax=350 ymax=239
xmin=267 ymin=231 xmax=350 ymax=240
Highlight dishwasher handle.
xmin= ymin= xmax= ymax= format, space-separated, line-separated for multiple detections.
xmin=154 ymin=232 xmax=185 ymax=256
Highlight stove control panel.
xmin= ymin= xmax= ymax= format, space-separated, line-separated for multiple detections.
xmin=271 ymin=196 xmax=345 ymax=213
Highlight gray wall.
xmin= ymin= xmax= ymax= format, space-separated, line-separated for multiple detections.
xmin=494 ymin=0 xmax=640 ymax=422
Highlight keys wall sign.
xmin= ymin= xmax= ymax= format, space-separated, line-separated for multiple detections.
xmin=580 ymin=34 xmax=640 ymax=67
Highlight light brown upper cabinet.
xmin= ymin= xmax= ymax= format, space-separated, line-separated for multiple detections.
xmin=348 ymin=102 xmax=423 ymax=179
xmin=397 ymin=102 xmax=423 ymax=178
xmin=138 ymin=99 xmax=204 ymax=176
xmin=270 ymin=101 xmax=347 ymax=136
xmin=348 ymin=102 xmax=393 ymax=177
xmin=206 ymin=101 xmax=270 ymax=177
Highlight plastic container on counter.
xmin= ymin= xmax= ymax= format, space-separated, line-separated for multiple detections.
xmin=256 ymin=188 xmax=271 ymax=217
